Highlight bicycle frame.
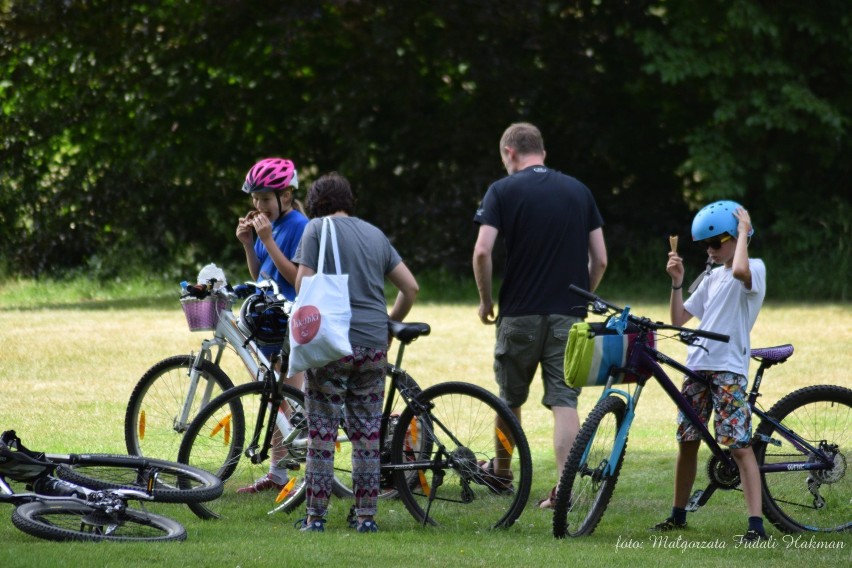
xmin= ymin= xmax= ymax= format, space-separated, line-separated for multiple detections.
xmin=256 ymin=338 xmax=444 ymax=479
xmin=259 ymin=326 xmax=480 ymax=519
xmin=0 ymin=476 xmax=152 ymax=507
xmin=174 ymin=299 xmax=276 ymax=434
xmin=586 ymin=331 xmax=838 ymax=481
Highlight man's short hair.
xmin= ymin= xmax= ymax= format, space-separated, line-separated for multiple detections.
xmin=500 ymin=122 xmax=545 ymax=156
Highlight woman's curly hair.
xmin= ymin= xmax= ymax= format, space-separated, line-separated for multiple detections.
xmin=305 ymin=172 xmax=356 ymax=218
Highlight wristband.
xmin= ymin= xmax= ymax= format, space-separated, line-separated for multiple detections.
xmin=671 ymin=283 xmax=683 ymax=290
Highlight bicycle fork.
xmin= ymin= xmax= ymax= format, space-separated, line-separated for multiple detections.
xmin=580 ymin=387 xmax=642 ymax=486
xmin=174 ymin=344 xmax=221 ymax=433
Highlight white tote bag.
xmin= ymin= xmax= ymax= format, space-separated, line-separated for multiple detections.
xmin=288 ymin=217 xmax=353 ymax=376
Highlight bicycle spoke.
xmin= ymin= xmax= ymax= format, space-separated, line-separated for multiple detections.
xmin=553 ymin=395 xmax=626 ymax=538
xmin=757 ymin=385 xmax=851 ymax=533
xmin=125 ymin=355 xmax=234 ymax=462
xmin=178 ymin=382 xmax=310 ymax=519
xmin=391 ymin=382 xmax=531 ymax=529
xmin=12 ymin=501 xmax=186 ymax=542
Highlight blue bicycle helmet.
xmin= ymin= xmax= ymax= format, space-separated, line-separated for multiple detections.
xmin=691 ymin=200 xmax=754 ymax=241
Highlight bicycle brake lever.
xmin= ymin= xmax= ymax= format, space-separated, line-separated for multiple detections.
xmin=590 ymin=300 xmax=608 ymax=315
xmin=679 ymin=332 xmax=709 ymax=353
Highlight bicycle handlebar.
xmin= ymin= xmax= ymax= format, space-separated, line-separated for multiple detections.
xmin=182 ymin=278 xmax=283 ymax=302
xmin=568 ymin=285 xmax=730 ymax=344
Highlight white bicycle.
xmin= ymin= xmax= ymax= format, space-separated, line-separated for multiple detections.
xmin=124 ymin=277 xmax=289 ymax=463
xmin=122 ymin=274 xmax=384 ymax=510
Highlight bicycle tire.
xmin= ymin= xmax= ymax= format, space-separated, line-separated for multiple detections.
xmin=52 ymin=453 xmax=223 ymax=504
xmin=553 ymin=395 xmax=627 ymax=538
xmin=12 ymin=500 xmax=186 ymax=542
xmin=754 ymin=384 xmax=852 ymax=533
xmin=178 ymin=381 xmax=323 ymax=519
xmin=390 ymin=381 xmax=532 ymax=529
xmin=125 ymin=355 xmax=236 ymax=462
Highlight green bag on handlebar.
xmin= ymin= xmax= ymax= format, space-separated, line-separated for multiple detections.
xmin=563 ymin=321 xmax=654 ymax=388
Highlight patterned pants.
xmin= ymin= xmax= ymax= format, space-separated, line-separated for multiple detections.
xmin=304 ymin=346 xmax=386 ymax=518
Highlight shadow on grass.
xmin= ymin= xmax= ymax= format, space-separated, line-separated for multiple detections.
xmin=0 ymin=294 xmax=176 ymax=312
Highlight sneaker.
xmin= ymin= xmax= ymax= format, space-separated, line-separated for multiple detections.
xmin=346 ymin=507 xmax=379 ymax=532
xmin=356 ymin=519 xmax=379 ymax=533
xmin=649 ymin=517 xmax=687 ymax=531
xmin=294 ymin=517 xmax=326 ymax=532
xmin=236 ymin=474 xmax=285 ymax=494
xmin=742 ymin=528 xmax=767 ymax=541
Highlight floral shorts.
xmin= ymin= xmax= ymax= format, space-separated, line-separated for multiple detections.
xmin=676 ymin=370 xmax=752 ymax=449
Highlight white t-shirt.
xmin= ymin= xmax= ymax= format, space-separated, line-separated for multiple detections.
xmin=683 ymin=259 xmax=766 ymax=376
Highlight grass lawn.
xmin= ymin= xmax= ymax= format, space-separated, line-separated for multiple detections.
xmin=0 ymin=286 xmax=849 ymax=567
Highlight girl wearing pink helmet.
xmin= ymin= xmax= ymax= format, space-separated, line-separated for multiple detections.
xmin=235 ymin=157 xmax=309 ymax=494
xmin=236 ymin=158 xmax=309 ymax=303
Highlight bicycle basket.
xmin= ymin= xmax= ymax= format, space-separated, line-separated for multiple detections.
xmin=238 ymin=294 xmax=290 ymax=346
xmin=564 ymin=321 xmax=655 ymax=388
xmin=180 ymin=296 xmax=229 ymax=332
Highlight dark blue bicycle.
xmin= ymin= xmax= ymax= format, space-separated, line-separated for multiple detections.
xmin=553 ymin=286 xmax=851 ymax=537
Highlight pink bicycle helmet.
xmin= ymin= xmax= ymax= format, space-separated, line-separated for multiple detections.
xmin=241 ymin=158 xmax=299 ymax=194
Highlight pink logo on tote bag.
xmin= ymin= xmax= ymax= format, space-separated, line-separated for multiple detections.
xmin=291 ymin=305 xmax=321 ymax=344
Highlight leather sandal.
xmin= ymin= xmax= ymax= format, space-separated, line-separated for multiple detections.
xmin=474 ymin=458 xmax=514 ymax=495
xmin=537 ymin=486 xmax=557 ymax=509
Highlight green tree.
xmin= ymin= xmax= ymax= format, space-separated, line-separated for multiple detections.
xmin=634 ymin=0 xmax=851 ymax=297
xmin=1 ymin=1 xmax=849 ymax=299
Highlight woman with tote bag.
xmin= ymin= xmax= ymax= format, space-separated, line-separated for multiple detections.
xmin=291 ymin=172 xmax=419 ymax=533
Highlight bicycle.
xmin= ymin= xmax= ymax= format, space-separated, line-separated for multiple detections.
xmin=124 ymin=277 xmax=287 ymax=462
xmin=126 ymin=276 xmax=402 ymax=503
xmin=552 ymin=285 xmax=851 ymax=538
xmin=0 ymin=430 xmax=223 ymax=542
xmin=178 ymin=319 xmax=533 ymax=529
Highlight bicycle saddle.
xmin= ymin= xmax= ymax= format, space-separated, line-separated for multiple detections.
xmin=388 ymin=320 xmax=431 ymax=344
xmin=750 ymin=344 xmax=794 ymax=364
xmin=0 ymin=431 xmax=54 ymax=482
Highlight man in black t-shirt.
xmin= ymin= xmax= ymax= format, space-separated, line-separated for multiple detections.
xmin=472 ymin=122 xmax=608 ymax=508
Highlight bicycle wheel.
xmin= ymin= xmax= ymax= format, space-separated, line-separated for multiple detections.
xmin=125 ymin=355 xmax=236 ymax=462
xmin=553 ymin=395 xmax=627 ymax=538
xmin=12 ymin=500 xmax=186 ymax=542
xmin=52 ymin=454 xmax=222 ymax=504
xmin=177 ymin=381 xmax=314 ymax=519
xmin=329 ymin=411 xmax=422 ymax=501
xmin=391 ymin=381 xmax=532 ymax=529
xmin=754 ymin=384 xmax=851 ymax=533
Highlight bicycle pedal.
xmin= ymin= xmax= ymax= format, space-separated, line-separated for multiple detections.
xmin=685 ymin=490 xmax=704 ymax=512
xmin=754 ymin=433 xmax=782 ymax=447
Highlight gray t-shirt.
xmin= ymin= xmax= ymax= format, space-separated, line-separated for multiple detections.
xmin=293 ymin=216 xmax=402 ymax=349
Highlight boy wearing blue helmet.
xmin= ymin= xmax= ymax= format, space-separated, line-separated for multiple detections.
xmin=655 ymin=201 xmax=768 ymax=541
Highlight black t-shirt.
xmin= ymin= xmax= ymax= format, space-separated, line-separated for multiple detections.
xmin=473 ymin=165 xmax=604 ymax=317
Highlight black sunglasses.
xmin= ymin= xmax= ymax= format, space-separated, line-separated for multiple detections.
xmin=699 ymin=235 xmax=732 ymax=250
